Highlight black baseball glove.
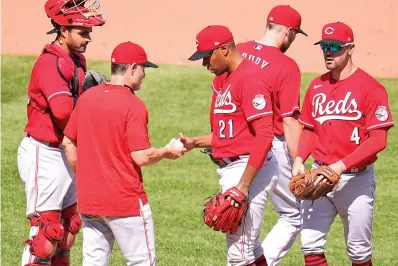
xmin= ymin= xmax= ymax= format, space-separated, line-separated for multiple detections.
xmin=83 ymin=70 xmax=110 ymax=91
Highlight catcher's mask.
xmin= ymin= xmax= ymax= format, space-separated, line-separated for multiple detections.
xmin=45 ymin=0 xmax=105 ymax=34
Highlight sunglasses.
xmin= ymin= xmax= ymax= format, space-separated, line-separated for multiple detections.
xmin=320 ymin=42 xmax=353 ymax=53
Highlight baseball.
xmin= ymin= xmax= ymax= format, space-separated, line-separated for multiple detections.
xmin=171 ymin=138 xmax=184 ymax=149
xmin=167 ymin=138 xmax=184 ymax=150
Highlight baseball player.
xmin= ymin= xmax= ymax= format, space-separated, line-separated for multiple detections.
xmin=181 ymin=25 xmax=279 ymax=266
xmin=17 ymin=0 xmax=105 ymax=265
xmin=62 ymin=41 xmax=186 ymax=266
xmin=292 ymin=22 xmax=394 ymax=266
xmin=236 ymin=5 xmax=307 ymax=265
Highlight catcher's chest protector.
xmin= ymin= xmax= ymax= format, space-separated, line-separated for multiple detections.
xmin=42 ymin=44 xmax=87 ymax=106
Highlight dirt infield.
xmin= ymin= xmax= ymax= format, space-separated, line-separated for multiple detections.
xmin=2 ymin=0 xmax=397 ymax=77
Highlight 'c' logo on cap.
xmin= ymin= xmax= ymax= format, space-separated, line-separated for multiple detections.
xmin=324 ymin=27 xmax=334 ymax=35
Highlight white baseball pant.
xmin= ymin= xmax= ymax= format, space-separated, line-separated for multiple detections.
xmin=301 ymin=162 xmax=376 ymax=264
xmin=17 ymin=136 xmax=77 ymax=216
xmin=261 ymin=136 xmax=301 ymax=266
xmin=17 ymin=136 xmax=76 ymax=266
xmin=219 ymin=152 xmax=279 ymax=266
xmin=81 ymin=199 xmax=155 ymax=266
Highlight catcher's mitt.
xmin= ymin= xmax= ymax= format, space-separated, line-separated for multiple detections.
xmin=289 ymin=165 xmax=341 ymax=200
xmin=203 ymin=187 xmax=248 ymax=234
xmin=83 ymin=70 xmax=110 ymax=91
xmin=200 ymin=148 xmax=221 ymax=166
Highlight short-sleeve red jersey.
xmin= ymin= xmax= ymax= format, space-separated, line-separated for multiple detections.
xmin=299 ymin=68 xmax=394 ymax=167
xmin=210 ymin=59 xmax=273 ymax=159
xmin=237 ymin=41 xmax=301 ymax=136
xmin=24 ymin=44 xmax=85 ymax=144
xmin=64 ymin=84 xmax=151 ymax=217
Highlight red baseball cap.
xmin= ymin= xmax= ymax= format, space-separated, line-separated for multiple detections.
xmin=267 ymin=5 xmax=307 ymax=36
xmin=188 ymin=25 xmax=234 ymax=61
xmin=314 ymin=22 xmax=354 ymax=45
xmin=111 ymin=41 xmax=158 ymax=68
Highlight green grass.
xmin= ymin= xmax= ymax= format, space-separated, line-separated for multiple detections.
xmin=1 ymin=54 xmax=397 ymax=266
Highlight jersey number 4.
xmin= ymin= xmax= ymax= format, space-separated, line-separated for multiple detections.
xmin=350 ymin=127 xmax=361 ymax=145
xmin=219 ymin=119 xmax=234 ymax=138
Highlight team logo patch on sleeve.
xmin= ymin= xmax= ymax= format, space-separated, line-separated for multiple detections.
xmin=252 ymin=94 xmax=266 ymax=110
xmin=375 ymin=106 xmax=388 ymax=121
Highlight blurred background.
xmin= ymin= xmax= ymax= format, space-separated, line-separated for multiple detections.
xmin=2 ymin=0 xmax=398 ymax=77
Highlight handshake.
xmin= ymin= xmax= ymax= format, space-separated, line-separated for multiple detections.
xmin=163 ymin=133 xmax=194 ymax=160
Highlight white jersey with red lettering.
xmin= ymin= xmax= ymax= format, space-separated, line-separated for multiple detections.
xmin=299 ymin=68 xmax=394 ymax=263
xmin=237 ymin=41 xmax=302 ymax=265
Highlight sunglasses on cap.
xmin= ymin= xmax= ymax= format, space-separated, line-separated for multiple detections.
xmin=320 ymin=42 xmax=353 ymax=53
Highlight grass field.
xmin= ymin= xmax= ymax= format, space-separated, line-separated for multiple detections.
xmin=2 ymin=54 xmax=398 ymax=266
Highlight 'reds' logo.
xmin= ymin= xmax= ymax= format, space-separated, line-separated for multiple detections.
xmin=214 ymin=85 xmax=237 ymax=114
xmin=312 ymin=92 xmax=362 ymax=124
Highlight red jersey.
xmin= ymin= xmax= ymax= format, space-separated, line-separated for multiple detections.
xmin=210 ymin=59 xmax=273 ymax=159
xmin=237 ymin=41 xmax=301 ymax=136
xmin=299 ymin=68 xmax=394 ymax=167
xmin=64 ymin=84 xmax=151 ymax=216
xmin=25 ymin=44 xmax=85 ymax=144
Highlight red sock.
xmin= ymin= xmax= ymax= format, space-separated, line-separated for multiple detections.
xmin=352 ymin=260 xmax=372 ymax=266
xmin=246 ymin=254 xmax=267 ymax=266
xmin=305 ymin=254 xmax=328 ymax=266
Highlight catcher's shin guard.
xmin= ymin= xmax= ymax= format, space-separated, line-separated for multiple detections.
xmin=51 ymin=204 xmax=81 ymax=266
xmin=50 ymin=248 xmax=70 ymax=266
xmin=27 ymin=211 xmax=64 ymax=265
xmin=21 ymin=217 xmax=40 ymax=265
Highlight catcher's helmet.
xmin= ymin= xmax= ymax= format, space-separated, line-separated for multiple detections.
xmin=44 ymin=0 xmax=105 ymax=32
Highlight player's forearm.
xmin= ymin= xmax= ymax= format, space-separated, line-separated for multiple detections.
xmin=296 ymin=128 xmax=315 ymax=163
xmin=62 ymin=137 xmax=77 ymax=173
xmin=237 ymin=116 xmax=273 ymax=193
xmin=341 ymin=129 xmax=387 ymax=169
xmin=236 ymin=165 xmax=260 ymax=193
xmin=132 ymin=147 xmax=169 ymax=167
xmin=283 ymin=115 xmax=303 ymax=159
xmin=192 ymin=134 xmax=212 ymax=149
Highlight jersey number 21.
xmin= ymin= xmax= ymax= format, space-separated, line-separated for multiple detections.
xmin=219 ymin=119 xmax=234 ymax=138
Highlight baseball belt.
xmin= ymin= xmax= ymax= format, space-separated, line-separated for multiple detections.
xmin=201 ymin=148 xmax=248 ymax=167
xmin=314 ymin=161 xmax=368 ymax=173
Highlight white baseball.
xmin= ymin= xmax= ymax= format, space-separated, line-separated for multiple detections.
xmin=171 ymin=138 xmax=184 ymax=149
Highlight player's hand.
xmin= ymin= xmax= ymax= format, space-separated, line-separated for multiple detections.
xmin=292 ymin=157 xmax=305 ymax=176
xmin=313 ymin=161 xmax=346 ymax=186
xmin=165 ymin=138 xmax=187 ymax=160
xmin=228 ymin=184 xmax=249 ymax=207
xmin=328 ymin=160 xmax=346 ymax=176
xmin=179 ymin=133 xmax=195 ymax=152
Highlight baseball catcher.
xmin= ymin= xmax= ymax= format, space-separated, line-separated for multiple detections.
xmin=289 ymin=165 xmax=341 ymax=200
xmin=203 ymin=187 xmax=249 ymax=233
xmin=17 ymin=1 xmax=105 ymax=265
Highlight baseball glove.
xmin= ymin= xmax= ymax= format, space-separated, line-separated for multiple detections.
xmin=200 ymin=148 xmax=221 ymax=166
xmin=202 ymin=187 xmax=248 ymax=234
xmin=289 ymin=165 xmax=341 ymax=200
xmin=83 ymin=70 xmax=110 ymax=91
